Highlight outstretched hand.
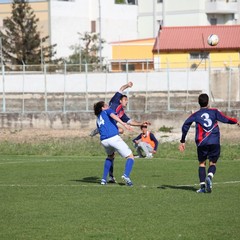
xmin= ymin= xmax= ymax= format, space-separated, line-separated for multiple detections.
xmin=123 ymin=123 xmax=133 ymax=131
xmin=142 ymin=121 xmax=151 ymax=126
xmin=179 ymin=143 xmax=185 ymax=152
xmin=128 ymin=82 xmax=133 ymax=88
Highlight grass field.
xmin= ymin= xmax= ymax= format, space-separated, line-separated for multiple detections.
xmin=0 ymin=139 xmax=240 ymax=240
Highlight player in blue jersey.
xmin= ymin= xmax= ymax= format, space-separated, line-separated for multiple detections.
xmin=90 ymin=82 xmax=150 ymax=135
xmin=179 ymin=93 xmax=240 ymax=193
xmin=94 ymin=100 xmax=135 ymax=186
xmin=90 ymin=82 xmax=151 ymax=183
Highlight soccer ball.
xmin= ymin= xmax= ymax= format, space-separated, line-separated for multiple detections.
xmin=207 ymin=34 xmax=219 ymax=46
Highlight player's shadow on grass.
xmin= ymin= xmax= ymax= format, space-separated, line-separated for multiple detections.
xmin=71 ymin=177 xmax=126 ymax=186
xmin=157 ymin=184 xmax=196 ymax=192
xmin=71 ymin=176 xmax=100 ymax=184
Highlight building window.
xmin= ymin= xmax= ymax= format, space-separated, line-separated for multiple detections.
xmin=210 ymin=18 xmax=217 ymax=25
xmin=91 ymin=21 xmax=96 ymax=33
xmin=121 ymin=64 xmax=135 ymax=72
xmin=127 ymin=0 xmax=137 ymax=4
xmin=115 ymin=0 xmax=138 ymax=4
xmin=190 ymin=52 xmax=209 ymax=60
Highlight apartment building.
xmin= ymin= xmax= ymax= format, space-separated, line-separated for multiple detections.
xmin=138 ymin=0 xmax=240 ymax=38
xmin=0 ymin=0 xmax=240 ymax=60
xmin=0 ymin=0 xmax=138 ymax=59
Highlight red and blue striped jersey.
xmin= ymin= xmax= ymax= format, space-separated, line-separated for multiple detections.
xmin=109 ymin=92 xmax=130 ymax=123
xmin=181 ymin=108 xmax=238 ymax=146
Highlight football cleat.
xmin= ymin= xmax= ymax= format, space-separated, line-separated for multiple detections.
xmin=89 ymin=128 xmax=99 ymax=137
xmin=196 ymin=188 xmax=206 ymax=193
xmin=206 ymin=176 xmax=212 ymax=193
xmin=146 ymin=153 xmax=153 ymax=159
xmin=121 ymin=175 xmax=133 ymax=186
xmin=108 ymin=176 xmax=117 ymax=183
xmin=100 ymin=179 xmax=107 ymax=185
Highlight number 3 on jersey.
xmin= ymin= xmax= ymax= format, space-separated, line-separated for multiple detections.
xmin=97 ymin=115 xmax=105 ymax=127
xmin=201 ymin=113 xmax=212 ymax=128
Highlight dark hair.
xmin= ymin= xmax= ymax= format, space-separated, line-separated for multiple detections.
xmin=94 ymin=101 xmax=105 ymax=116
xmin=120 ymin=95 xmax=128 ymax=100
xmin=198 ymin=93 xmax=209 ymax=107
xmin=141 ymin=125 xmax=147 ymax=129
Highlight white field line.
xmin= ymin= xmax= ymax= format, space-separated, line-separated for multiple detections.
xmin=173 ymin=181 xmax=240 ymax=187
xmin=0 ymin=181 xmax=240 ymax=188
xmin=1 ymin=158 xmax=240 ymax=165
xmin=0 ymin=158 xmax=96 ymax=165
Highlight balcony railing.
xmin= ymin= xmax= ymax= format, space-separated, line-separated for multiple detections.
xmin=205 ymin=0 xmax=238 ymax=14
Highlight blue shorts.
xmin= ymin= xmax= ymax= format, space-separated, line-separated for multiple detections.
xmin=197 ymin=144 xmax=220 ymax=163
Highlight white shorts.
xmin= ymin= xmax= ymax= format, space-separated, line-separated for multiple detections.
xmin=101 ymin=135 xmax=132 ymax=158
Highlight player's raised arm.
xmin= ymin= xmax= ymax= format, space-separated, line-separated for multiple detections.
xmin=119 ymin=82 xmax=133 ymax=92
xmin=128 ymin=119 xmax=151 ymax=127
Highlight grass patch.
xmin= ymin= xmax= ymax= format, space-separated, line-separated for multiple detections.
xmin=158 ymin=125 xmax=174 ymax=133
xmin=0 ymin=139 xmax=240 ymax=239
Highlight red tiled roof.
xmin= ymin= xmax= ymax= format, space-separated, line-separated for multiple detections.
xmin=153 ymin=25 xmax=240 ymax=52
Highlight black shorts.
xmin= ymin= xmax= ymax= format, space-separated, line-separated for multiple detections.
xmin=197 ymin=144 xmax=220 ymax=163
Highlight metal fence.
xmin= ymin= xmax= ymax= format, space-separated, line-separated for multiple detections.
xmin=0 ymin=62 xmax=240 ymax=114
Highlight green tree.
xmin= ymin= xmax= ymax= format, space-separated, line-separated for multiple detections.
xmin=115 ymin=0 xmax=126 ymax=4
xmin=0 ymin=0 xmax=57 ymax=67
xmin=67 ymin=32 xmax=105 ymax=71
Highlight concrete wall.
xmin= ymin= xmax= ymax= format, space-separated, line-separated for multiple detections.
xmin=0 ymin=109 xmax=239 ymax=132
xmin=0 ymin=111 xmax=202 ymax=131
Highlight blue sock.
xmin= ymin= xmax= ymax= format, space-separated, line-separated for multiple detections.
xmin=124 ymin=158 xmax=134 ymax=177
xmin=109 ymin=159 xmax=114 ymax=177
xmin=208 ymin=165 xmax=216 ymax=179
xmin=102 ymin=158 xmax=112 ymax=181
xmin=199 ymin=166 xmax=206 ymax=184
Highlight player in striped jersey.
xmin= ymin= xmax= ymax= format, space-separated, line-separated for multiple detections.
xmin=179 ymin=93 xmax=240 ymax=193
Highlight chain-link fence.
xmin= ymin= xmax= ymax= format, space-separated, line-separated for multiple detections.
xmin=0 ymin=61 xmax=240 ymax=114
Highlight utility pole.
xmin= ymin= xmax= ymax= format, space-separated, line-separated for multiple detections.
xmin=40 ymin=37 xmax=44 ymax=72
xmin=0 ymin=37 xmax=3 ymax=67
xmin=98 ymin=0 xmax=102 ymax=69
xmin=79 ymin=38 xmax=82 ymax=72
xmin=153 ymin=0 xmax=156 ymax=37
xmin=0 ymin=36 xmax=5 ymax=112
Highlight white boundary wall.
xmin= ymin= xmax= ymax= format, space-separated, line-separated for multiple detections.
xmin=0 ymin=71 xmax=209 ymax=94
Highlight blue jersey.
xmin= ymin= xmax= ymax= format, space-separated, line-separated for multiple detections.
xmin=109 ymin=92 xmax=130 ymax=123
xmin=96 ymin=108 xmax=119 ymax=141
xmin=181 ymin=108 xmax=238 ymax=146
